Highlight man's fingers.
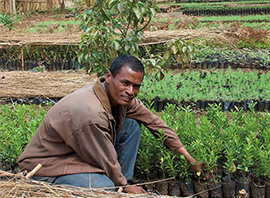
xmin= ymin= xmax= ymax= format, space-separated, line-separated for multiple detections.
xmin=123 ymin=186 xmax=146 ymax=194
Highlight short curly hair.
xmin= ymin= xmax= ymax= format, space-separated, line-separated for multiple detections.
xmin=109 ymin=55 xmax=145 ymax=77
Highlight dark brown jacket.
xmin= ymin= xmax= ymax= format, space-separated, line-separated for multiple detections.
xmin=18 ymin=78 xmax=183 ymax=186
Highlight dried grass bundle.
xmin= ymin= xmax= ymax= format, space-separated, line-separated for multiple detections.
xmin=0 ymin=168 xmax=175 ymax=198
xmin=0 ymin=178 xmax=175 ymax=198
xmin=0 ymin=70 xmax=97 ymax=102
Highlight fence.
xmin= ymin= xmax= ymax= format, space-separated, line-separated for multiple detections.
xmin=0 ymin=0 xmax=72 ymax=14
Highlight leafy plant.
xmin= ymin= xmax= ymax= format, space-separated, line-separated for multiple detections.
xmin=0 ymin=103 xmax=50 ymax=171
xmin=136 ymin=126 xmax=156 ymax=180
xmin=163 ymin=38 xmax=195 ymax=68
xmin=0 ymin=13 xmax=17 ymax=30
xmin=78 ymin=0 xmax=157 ymax=76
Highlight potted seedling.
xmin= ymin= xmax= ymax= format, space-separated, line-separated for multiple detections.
xmin=153 ymin=129 xmax=171 ymax=195
xmin=235 ymin=136 xmax=253 ymax=197
xmin=250 ymin=138 xmax=267 ymax=198
xmin=190 ymin=139 xmax=209 ymax=198
xmin=163 ymin=151 xmax=181 ymax=197
xmin=135 ymin=125 xmax=157 ymax=192
xmin=197 ymin=115 xmax=223 ymax=198
xmin=177 ymin=155 xmax=194 ymax=197
xmin=222 ymin=139 xmax=238 ymax=198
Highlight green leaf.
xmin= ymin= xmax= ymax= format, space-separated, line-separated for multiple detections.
xmin=118 ymin=2 xmax=124 ymax=13
xmin=124 ymin=44 xmax=130 ymax=51
xmin=149 ymin=8 xmax=156 ymax=17
xmin=163 ymin=50 xmax=170 ymax=59
xmin=114 ymin=41 xmax=120 ymax=50
xmin=176 ymin=54 xmax=182 ymax=63
xmin=132 ymin=7 xmax=141 ymax=20
xmin=183 ymin=53 xmax=188 ymax=63
xmin=182 ymin=46 xmax=187 ymax=53
xmin=172 ymin=45 xmax=178 ymax=54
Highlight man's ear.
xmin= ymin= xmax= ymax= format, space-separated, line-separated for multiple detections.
xmin=105 ymin=71 xmax=112 ymax=83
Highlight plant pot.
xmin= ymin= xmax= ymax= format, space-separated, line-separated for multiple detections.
xmin=155 ymin=181 xmax=169 ymax=195
xmin=144 ymin=182 xmax=155 ymax=193
xmin=250 ymin=182 xmax=265 ymax=198
xmin=256 ymin=100 xmax=265 ymax=112
xmin=208 ymin=182 xmax=223 ymax=198
xmin=265 ymin=181 xmax=270 ymax=198
xmin=223 ymin=101 xmax=230 ymax=112
xmin=179 ymin=181 xmax=194 ymax=197
xmin=168 ymin=180 xmax=181 ymax=197
xmin=222 ymin=181 xmax=236 ymax=198
xmin=236 ymin=180 xmax=250 ymax=198
xmin=194 ymin=181 xmax=209 ymax=198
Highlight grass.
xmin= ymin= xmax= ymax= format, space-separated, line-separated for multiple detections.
xmin=164 ymin=0 xmax=270 ymax=9
xmin=200 ymin=14 xmax=270 ymax=22
xmin=152 ymin=14 xmax=270 ymax=31
xmin=26 ymin=20 xmax=80 ymax=33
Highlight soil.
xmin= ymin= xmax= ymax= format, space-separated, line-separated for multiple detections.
xmin=0 ymin=11 xmax=269 ymax=103
xmin=1 ymin=9 xmax=269 ymax=46
xmin=0 ymin=9 xmax=269 ymax=100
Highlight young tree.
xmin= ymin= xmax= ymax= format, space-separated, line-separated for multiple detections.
xmin=78 ymin=0 xmax=157 ymax=76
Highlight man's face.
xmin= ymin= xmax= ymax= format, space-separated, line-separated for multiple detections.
xmin=105 ymin=65 xmax=144 ymax=107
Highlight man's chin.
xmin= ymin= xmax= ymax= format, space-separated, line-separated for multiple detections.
xmin=119 ymin=99 xmax=132 ymax=106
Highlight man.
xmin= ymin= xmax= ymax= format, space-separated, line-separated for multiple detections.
xmin=18 ymin=55 xmax=202 ymax=194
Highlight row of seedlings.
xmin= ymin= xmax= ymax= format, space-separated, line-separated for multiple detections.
xmin=135 ymin=104 xmax=270 ymax=197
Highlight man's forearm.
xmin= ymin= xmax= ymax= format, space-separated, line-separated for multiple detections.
xmin=175 ymin=147 xmax=196 ymax=165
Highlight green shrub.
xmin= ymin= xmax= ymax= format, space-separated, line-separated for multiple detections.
xmin=0 ymin=103 xmax=49 ymax=171
xmin=0 ymin=13 xmax=18 ymax=30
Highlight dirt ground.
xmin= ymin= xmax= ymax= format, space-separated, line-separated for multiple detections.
xmin=1 ymin=9 xmax=269 ymax=46
xmin=0 ymin=9 xmax=269 ymax=100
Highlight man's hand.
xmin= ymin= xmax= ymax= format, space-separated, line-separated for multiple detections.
xmin=190 ymin=160 xmax=204 ymax=172
xmin=190 ymin=160 xmax=209 ymax=180
xmin=175 ymin=147 xmax=209 ymax=180
xmin=122 ymin=185 xmax=146 ymax=194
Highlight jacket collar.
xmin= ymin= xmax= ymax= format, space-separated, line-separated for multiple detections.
xmin=93 ymin=77 xmax=112 ymax=114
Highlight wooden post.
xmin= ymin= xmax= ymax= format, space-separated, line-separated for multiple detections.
xmin=9 ymin=0 xmax=12 ymax=14
xmin=21 ymin=45 xmax=24 ymax=71
xmin=12 ymin=0 xmax=15 ymax=15
xmin=9 ymin=0 xmax=16 ymax=15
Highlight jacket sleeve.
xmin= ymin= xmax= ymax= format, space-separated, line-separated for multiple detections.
xmin=65 ymin=122 xmax=127 ymax=187
xmin=126 ymin=98 xmax=183 ymax=151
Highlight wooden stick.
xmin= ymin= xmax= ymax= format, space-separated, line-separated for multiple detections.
xmin=239 ymin=189 xmax=247 ymax=198
xmin=117 ymin=187 xmax=123 ymax=192
xmin=25 ymin=163 xmax=42 ymax=179
xmin=100 ymin=177 xmax=175 ymax=191
xmin=0 ymin=163 xmax=42 ymax=180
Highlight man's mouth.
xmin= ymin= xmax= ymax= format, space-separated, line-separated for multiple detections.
xmin=122 ymin=96 xmax=133 ymax=102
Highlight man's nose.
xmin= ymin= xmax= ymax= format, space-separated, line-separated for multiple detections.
xmin=126 ymin=85 xmax=134 ymax=96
